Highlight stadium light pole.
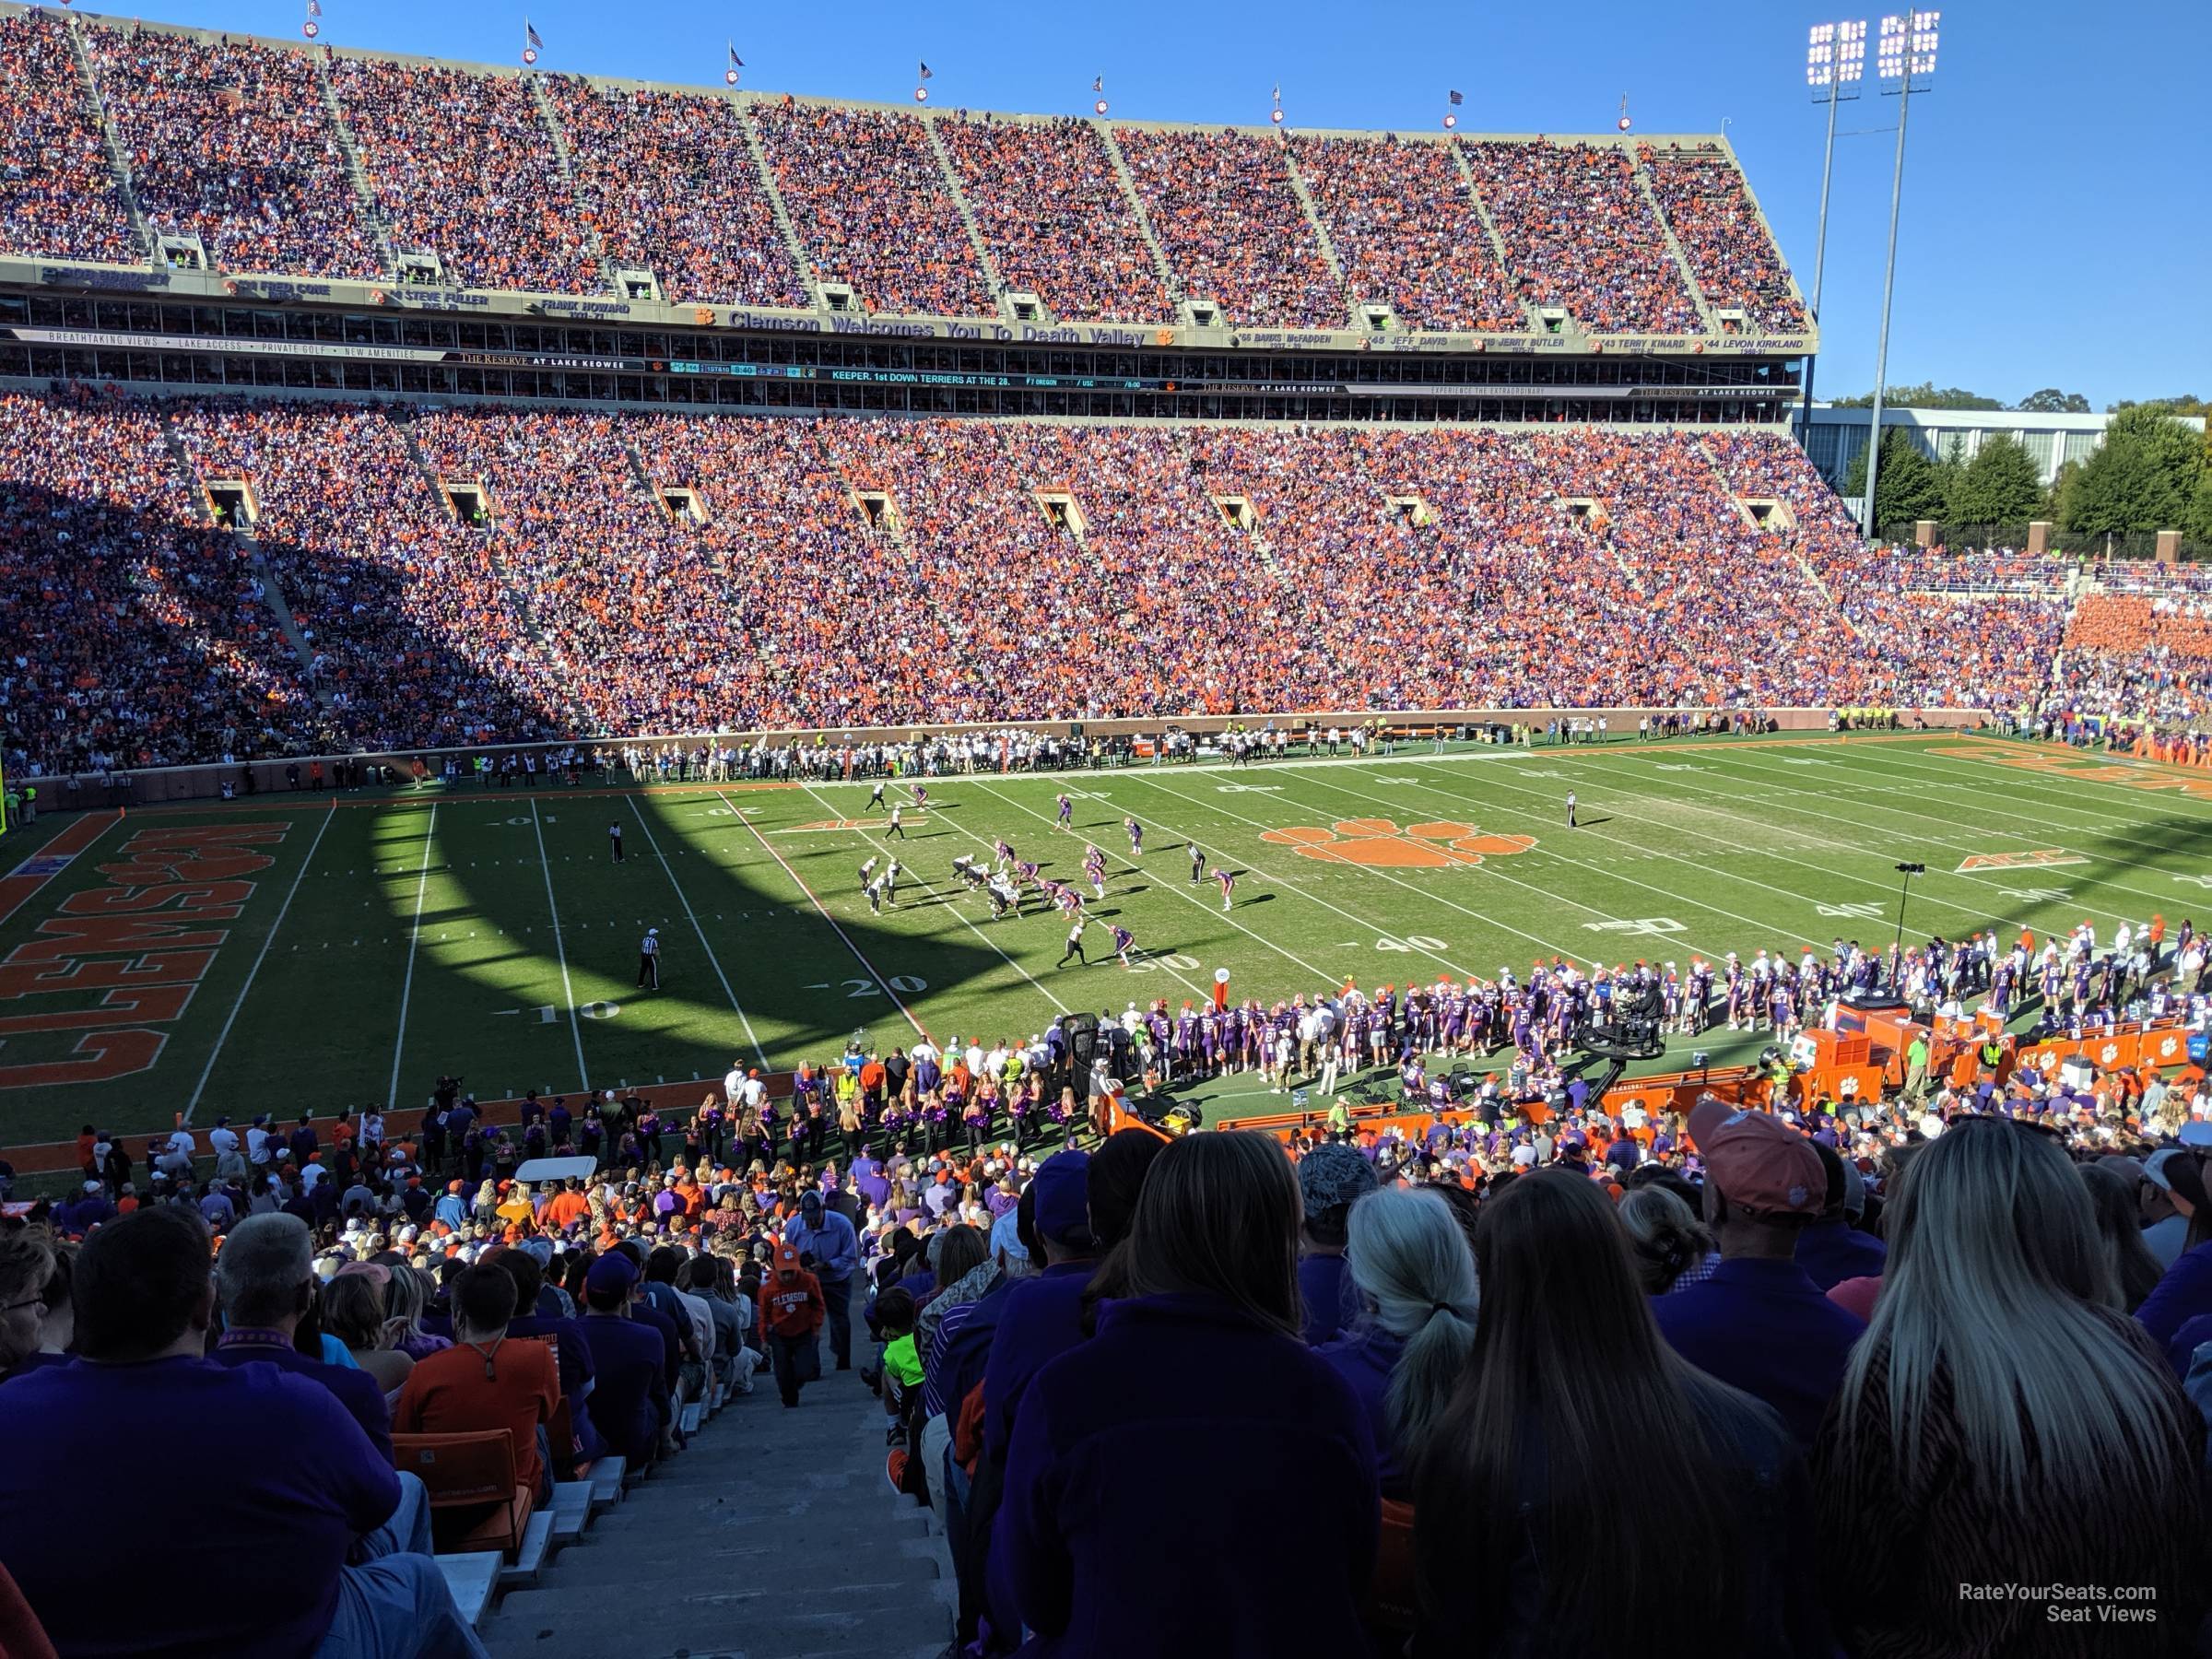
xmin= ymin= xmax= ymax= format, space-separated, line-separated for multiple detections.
xmin=1796 ymin=22 xmax=1864 ymax=449
xmin=1859 ymin=11 xmax=1939 ymax=541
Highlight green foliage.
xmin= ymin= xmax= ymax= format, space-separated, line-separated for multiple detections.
xmin=1842 ymin=426 xmax=1950 ymax=529
xmin=2044 ymin=458 xmax=2081 ymax=524
xmin=2109 ymin=394 xmax=2211 ymax=418
xmin=1830 ymin=381 xmax=2005 ymax=411
xmin=2015 ymin=388 xmax=2091 ymax=414
xmin=2060 ymin=407 xmax=2205 ymax=535
xmin=1947 ymin=435 xmax=2045 ymax=526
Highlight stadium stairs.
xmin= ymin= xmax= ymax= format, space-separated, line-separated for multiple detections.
xmin=1447 ymin=146 xmax=1545 ymax=332
xmin=475 ymin=1302 xmax=953 ymax=1659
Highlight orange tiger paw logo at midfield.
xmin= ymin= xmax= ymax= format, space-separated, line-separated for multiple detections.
xmin=1260 ymin=818 xmax=1537 ymax=869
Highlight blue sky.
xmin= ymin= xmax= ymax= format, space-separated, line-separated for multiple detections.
xmin=105 ymin=0 xmax=2210 ymax=409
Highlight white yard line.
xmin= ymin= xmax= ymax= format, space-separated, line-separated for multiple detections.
xmin=530 ymin=796 xmax=591 ymax=1091
xmin=1127 ymin=771 xmax=1590 ymax=970
xmin=793 ymin=782 xmax=1092 ymax=1018
xmin=633 ymin=794 xmax=768 ymax=1068
xmin=966 ymin=778 xmax=1350 ymax=986
xmin=737 ymin=806 xmax=931 ymax=1041
xmin=183 ymin=800 xmax=336 ymax=1124
xmin=384 ymin=802 xmax=438 ymax=1111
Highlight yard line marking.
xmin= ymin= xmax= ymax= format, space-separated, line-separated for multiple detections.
xmin=634 ymin=794 xmax=766 ymax=1068
xmin=1125 ymin=772 xmax=1581 ymax=971
xmin=736 ymin=802 xmax=929 ymax=1041
xmin=184 ymin=799 xmax=336 ymax=1124
xmin=384 ymin=805 xmax=435 ymax=1119
xmin=1269 ymin=766 xmax=1756 ymax=958
xmin=967 ymin=778 xmax=1347 ymax=986
xmin=531 ymin=796 xmax=590 ymax=1091
xmin=0 ymin=810 xmax=124 ymax=926
xmin=1640 ymin=747 xmax=2174 ymax=925
xmin=1425 ymin=749 xmax=2077 ymax=932
xmin=794 ymin=782 xmax=1085 ymax=1016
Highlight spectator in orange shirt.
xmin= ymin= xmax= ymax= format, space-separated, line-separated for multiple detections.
xmin=539 ymin=1178 xmax=592 ymax=1231
xmin=391 ymin=1265 xmax=559 ymax=1502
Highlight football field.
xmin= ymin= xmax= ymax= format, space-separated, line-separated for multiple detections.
xmin=6 ymin=729 xmax=2211 ymax=1159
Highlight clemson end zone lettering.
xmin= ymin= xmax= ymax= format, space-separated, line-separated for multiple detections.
xmin=0 ymin=823 xmax=287 ymax=1088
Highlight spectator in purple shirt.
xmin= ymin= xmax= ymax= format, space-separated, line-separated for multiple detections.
xmin=1315 ymin=1186 xmax=1478 ymax=1502
xmin=1652 ymin=1098 xmax=1865 ymax=1447
xmin=0 ymin=1206 xmax=485 ymax=1659
xmin=1295 ymin=1143 xmax=1378 ymax=1347
xmin=209 ymin=1212 xmax=395 ymax=1462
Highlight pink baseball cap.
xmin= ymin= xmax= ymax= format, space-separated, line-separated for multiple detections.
xmin=1688 ymin=1095 xmax=1823 ymax=1217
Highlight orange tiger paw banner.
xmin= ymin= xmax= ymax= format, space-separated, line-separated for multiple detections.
xmin=1260 ymin=818 xmax=1536 ymax=868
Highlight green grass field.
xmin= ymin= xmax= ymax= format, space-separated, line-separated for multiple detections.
xmin=6 ymin=729 xmax=2211 ymax=1154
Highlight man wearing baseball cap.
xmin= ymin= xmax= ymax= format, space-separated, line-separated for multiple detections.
xmin=576 ymin=1252 xmax=669 ymax=1465
xmin=980 ymin=1149 xmax=1096 ymax=1464
xmin=1651 ymin=1096 xmax=1865 ymax=1446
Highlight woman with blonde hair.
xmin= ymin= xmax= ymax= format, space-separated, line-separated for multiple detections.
xmin=321 ymin=1267 xmax=414 ymax=1396
xmin=1814 ymin=1120 xmax=2207 ymax=1653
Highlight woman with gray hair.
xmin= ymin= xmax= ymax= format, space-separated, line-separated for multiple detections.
xmin=1315 ymin=1186 xmax=1477 ymax=1503
xmin=1814 ymin=1119 xmax=2208 ymax=1653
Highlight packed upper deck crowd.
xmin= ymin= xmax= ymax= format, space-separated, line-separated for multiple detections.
xmin=5 ymin=389 xmax=2206 ymax=778
xmin=0 ymin=16 xmax=1813 ymax=335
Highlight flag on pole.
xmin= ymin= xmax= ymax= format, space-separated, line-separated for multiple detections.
xmin=728 ymin=41 xmax=743 ymax=68
xmin=1448 ymin=88 xmax=1463 ymax=105
xmin=918 ymin=61 xmax=933 ymax=79
xmin=522 ymin=18 xmax=542 ymax=62
xmin=1271 ymin=82 xmax=1280 ymax=100
xmin=1091 ymin=75 xmax=1102 ymax=92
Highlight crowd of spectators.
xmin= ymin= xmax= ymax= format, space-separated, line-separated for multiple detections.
xmin=0 ymin=10 xmax=143 ymax=265
xmin=168 ymin=400 xmax=567 ymax=748
xmin=1290 ymin=134 xmax=1527 ymax=333
xmin=330 ymin=58 xmax=597 ymax=294
xmin=1112 ymin=126 xmax=1347 ymax=329
xmin=750 ymin=101 xmax=994 ymax=318
xmin=936 ymin=113 xmax=1171 ymax=324
xmin=15 ymin=393 xmax=2212 ymax=781
xmin=1464 ymin=139 xmax=1703 ymax=335
xmin=543 ymin=78 xmax=806 ymax=310
xmin=0 ymin=25 xmax=1824 ymax=340
xmin=0 ymin=386 xmax=324 ymax=772
xmin=10 ymin=933 xmax=2212 ymax=1653
xmin=1641 ymin=143 xmax=1809 ymax=335
xmin=2052 ymin=594 xmax=2212 ymax=727
xmin=86 ymin=25 xmax=385 ymax=280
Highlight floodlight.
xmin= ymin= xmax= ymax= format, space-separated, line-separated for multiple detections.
xmin=1807 ymin=23 xmax=1834 ymax=88
xmin=1809 ymin=21 xmax=1866 ymax=92
xmin=1878 ymin=12 xmax=1937 ymax=81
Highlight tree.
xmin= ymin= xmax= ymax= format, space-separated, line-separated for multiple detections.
xmin=1843 ymin=427 xmax=1949 ymax=530
xmin=1830 ymin=381 xmax=2005 ymax=411
xmin=2044 ymin=458 xmax=2081 ymax=524
xmin=1947 ymin=434 xmax=2045 ymax=526
xmin=2110 ymin=394 xmax=2211 ymax=418
xmin=2015 ymin=387 xmax=2090 ymax=414
xmin=2061 ymin=407 xmax=2204 ymax=535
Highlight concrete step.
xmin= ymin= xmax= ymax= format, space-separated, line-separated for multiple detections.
xmin=436 ymin=1551 xmax=501 ymax=1630
xmin=487 ymin=1578 xmax=948 ymax=1655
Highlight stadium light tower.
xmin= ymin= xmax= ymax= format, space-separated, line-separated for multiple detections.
xmin=1795 ymin=22 xmax=1865 ymax=446
xmin=1859 ymin=11 xmax=1939 ymax=539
